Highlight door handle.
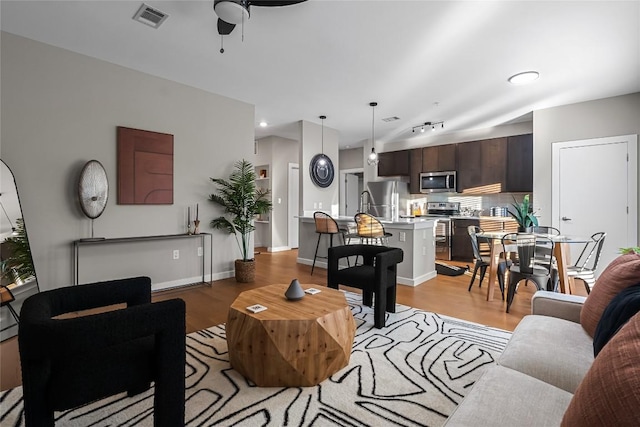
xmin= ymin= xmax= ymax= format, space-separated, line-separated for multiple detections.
xmin=561 ymin=216 xmax=572 ymax=221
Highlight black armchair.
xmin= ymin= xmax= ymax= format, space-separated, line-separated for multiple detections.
xmin=18 ymin=276 xmax=186 ymax=427
xmin=328 ymin=244 xmax=404 ymax=328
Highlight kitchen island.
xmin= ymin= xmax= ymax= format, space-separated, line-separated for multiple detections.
xmin=298 ymin=215 xmax=436 ymax=286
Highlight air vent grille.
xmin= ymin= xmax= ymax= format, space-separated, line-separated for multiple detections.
xmin=382 ymin=116 xmax=400 ymax=122
xmin=133 ymin=3 xmax=169 ymax=29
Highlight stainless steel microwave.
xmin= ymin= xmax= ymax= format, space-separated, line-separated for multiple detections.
xmin=419 ymin=171 xmax=457 ymax=193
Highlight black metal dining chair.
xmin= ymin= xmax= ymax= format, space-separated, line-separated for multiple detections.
xmin=567 ymin=232 xmax=607 ymax=294
xmin=468 ymin=226 xmax=508 ymax=300
xmin=503 ymin=233 xmax=555 ymax=313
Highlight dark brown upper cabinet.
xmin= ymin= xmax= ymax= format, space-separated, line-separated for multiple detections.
xmin=457 ymin=137 xmax=508 ymax=193
xmin=409 ymin=148 xmax=423 ymax=193
xmin=505 ymin=134 xmax=533 ymax=192
xmin=377 ymin=150 xmax=410 ymax=176
xmin=422 ymin=144 xmax=457 ymax=172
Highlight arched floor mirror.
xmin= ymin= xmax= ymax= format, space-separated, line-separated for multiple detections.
xmin=1 ymin=159 xmax=39 ymax=341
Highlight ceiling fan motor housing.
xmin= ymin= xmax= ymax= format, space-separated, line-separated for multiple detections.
xmin=214 ymin=0 xmax=250 ymax=25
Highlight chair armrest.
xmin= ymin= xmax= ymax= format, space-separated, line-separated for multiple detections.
xmin=21 ymin=277 xmax=152 ymax=321
xmin=531 ymin=291 xmax=586 ymax=323
xmin=375 ymin=247 xmax=404 ymax=268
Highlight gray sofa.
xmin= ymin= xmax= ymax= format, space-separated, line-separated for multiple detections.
xmin=445 ymin=286 xmax=640 ymax=426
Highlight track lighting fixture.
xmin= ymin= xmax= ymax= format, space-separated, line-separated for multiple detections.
xmin=411 ymin=121 xmax=444 ymax=133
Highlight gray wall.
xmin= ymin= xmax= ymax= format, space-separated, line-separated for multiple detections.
xmin=533 ymin=92 xmax=640 ymax=241
xmin=1 ymin=32 xmax=255 ymax=290
xmin=338 ymin=147 xmax=364 ymax=170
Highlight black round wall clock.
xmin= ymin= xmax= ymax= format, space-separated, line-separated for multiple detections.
xmin=309 ymin=154 xmax=334 ymax=188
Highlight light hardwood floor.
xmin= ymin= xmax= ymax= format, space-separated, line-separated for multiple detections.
xmin=0 ymin=248 xmax=587 ymax=391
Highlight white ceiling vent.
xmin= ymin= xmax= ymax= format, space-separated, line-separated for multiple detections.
xmin=382 ymin=116 xmax=401 ymax=122
xmin=133 ymin=3 xmax=169 ymax=29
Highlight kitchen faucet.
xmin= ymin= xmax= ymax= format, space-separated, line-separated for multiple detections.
xmin=359 ymin=190 xmax=370 ymax=213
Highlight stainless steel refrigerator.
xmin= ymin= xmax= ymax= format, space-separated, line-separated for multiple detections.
xmin=363 ymin=180 xmax=409 ymax=220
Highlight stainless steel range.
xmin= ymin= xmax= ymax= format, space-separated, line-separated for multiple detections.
xmin=423 ymin=202 xmax=460 ymax=261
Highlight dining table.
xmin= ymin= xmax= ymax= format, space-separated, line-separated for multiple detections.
xmin=477 ymin=231 xmax=593 ymax=301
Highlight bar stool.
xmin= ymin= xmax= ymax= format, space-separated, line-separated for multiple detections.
xmin=311 ymin=212 xmax=347 ymax=275
xmin=354 ymin=213 xmax=392 ymax=246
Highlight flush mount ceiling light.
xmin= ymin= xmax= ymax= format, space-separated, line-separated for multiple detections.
xmin=508 ymin=71 xmax=540 ymax=85
xmin=367 ymin=102 xmax=379 ymax=166
xmin=259 ymin=121 xmax=268 ymax=127
xmin=412 ymin=121 xmax=444 ymax=133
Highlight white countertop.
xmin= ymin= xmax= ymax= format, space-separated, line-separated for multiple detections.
xmin=298 ymin=215 xmax=435 ymax=228
xmin=450 ymin=215 xmax=516 ymax=222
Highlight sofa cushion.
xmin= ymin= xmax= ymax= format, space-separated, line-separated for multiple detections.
xmin=498 ymin=315 xmax=593 ymax=393
xmin=593 ymin=283 xmax=640 ymax=356
xmin=580 ymin=253 xmax=640 ymax=337
xmin=561 ymin=311 xmax=640 ymax=426
xmin=444 ymin=365 xmax=573 ymax=427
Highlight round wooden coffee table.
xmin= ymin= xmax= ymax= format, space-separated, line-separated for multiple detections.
xmin=226 ymin=283 xmax=356 ymax=387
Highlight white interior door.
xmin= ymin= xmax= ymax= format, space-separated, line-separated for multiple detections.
xmin=339 ymin=169 xmax=363 ymax=216
xmin=345 ymin=173 xmax=360 ymax=216
xmin=552 ymin=134 xmax=638 ymax=274
xmin=288 ymin=163 xmax=299 ymax=249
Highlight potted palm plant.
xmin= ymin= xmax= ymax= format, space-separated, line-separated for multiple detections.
xmin=209 ymin=159 xmax=272 ymax=282
xmin=1 ymin=218 xmax=35 ymax=285
xmin=509 ymin=194 xmax=539 ymax=232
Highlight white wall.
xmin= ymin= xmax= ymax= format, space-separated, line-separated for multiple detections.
xmin=1 ymin=32 xmax=255 ymax=290
xmin=533 ymin=92 xmax=640 ymax=242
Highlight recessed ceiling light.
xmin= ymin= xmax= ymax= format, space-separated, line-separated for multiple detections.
xmin=508 ymin=71 xmax=540 ymax=85
xmin=259 ymin=121 xmax=268 ymax=127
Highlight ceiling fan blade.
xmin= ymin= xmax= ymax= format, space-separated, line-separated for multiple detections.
xmin=249 ymin=1 xmax=306 ymax=7
xmin=217 ymin=18 xmax=236 ymax=35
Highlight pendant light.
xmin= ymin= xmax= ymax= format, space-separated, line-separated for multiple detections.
xmin=367 ymin=102 xmax=379 ymax=166
xmin=309 ymin=115 xmax=335 ymax=188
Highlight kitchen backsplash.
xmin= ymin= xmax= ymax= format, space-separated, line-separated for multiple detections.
xmin=406 ymin=192 xmax=534 ymax=216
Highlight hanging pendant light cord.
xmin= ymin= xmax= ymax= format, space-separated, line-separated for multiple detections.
xmin=368 ymin=102 xmax=379 ymax=165
xmin=371 ymin=104 xmax=375 ymax=143
xmin=320 ymin=115 xmax=326 ymax=154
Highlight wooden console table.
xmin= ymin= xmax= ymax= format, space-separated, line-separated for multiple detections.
xmin=72 ymin=233 xmax=213 ymax=287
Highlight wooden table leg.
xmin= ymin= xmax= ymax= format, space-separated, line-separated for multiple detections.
xmin=554 ymin=242 xmax=573 ymax=294
xmin=486 ymin=240 xmax=499 ymax=301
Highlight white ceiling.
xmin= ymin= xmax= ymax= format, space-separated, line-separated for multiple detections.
xmin=2 ymin=1 xmax=639 ymax=149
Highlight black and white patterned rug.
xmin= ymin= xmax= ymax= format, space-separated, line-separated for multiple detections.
xmin=0 ymin=292 xmax=511 ymax=426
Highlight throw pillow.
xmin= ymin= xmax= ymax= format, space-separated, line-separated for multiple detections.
xmin=593 ymin=283 xmax=640 ymax=356
xmin=561 ymin=311 xmax=640 ymax=426
xmin=580 ymin=253 xmax=640 ymax=337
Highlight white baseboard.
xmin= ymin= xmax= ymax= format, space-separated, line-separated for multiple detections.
xmin=151 ymin=270 xmax=234 ymax=291
xmin=268 ymin=246 xmax=291 ymax=253
xmin=397 ymin=271 xmax=437 ymax=287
